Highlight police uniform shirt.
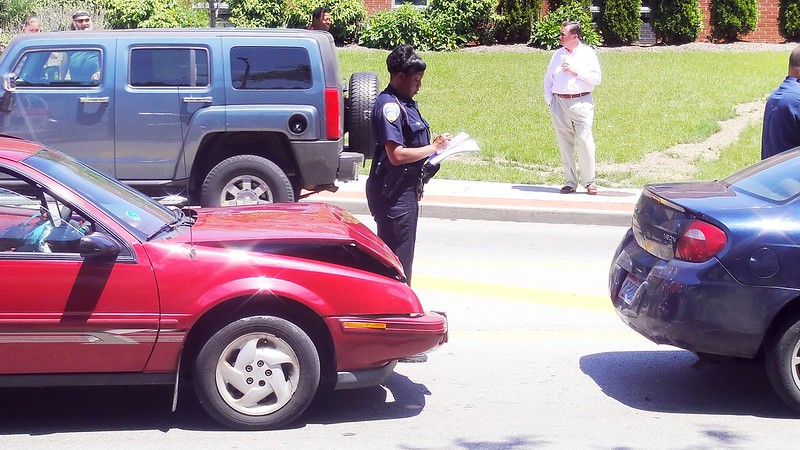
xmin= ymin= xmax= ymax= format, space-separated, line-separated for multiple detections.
xmin=372 ymin=85 xmax=431 ymax=164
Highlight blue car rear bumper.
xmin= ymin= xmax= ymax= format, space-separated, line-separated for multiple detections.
xmin=609 ymin=229 xmax=796 ymax=358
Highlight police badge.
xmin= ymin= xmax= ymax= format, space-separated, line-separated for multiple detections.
xmin=383 ymin=103 xmax=401 ymax=123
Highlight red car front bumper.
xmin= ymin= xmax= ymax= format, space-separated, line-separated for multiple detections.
xmin=326 ymin=311 xmax=447 ymax=371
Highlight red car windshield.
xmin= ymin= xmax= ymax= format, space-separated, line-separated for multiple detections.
xmin=24 ymin=148 xmax=177 ymax=241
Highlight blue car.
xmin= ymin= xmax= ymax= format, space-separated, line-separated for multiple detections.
xmin=609 ymin=149 xmax=800 ymax=412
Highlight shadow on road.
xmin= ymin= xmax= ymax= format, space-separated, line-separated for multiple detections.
xmin=580 ymin=350 xmax=798 ymax=418
xmin=0 ymin=372 xmax=432 ymax=434
xmin=303 ymin=372 xmax=429 ymax=424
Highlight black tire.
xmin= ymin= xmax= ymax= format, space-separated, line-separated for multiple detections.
xmin=193 ymin=316 xmax=321 ymax=430
xmin=766 ymin=318 xmax=800 ymax=413
xmin=346 ymin=72 xmax=379 ymax=158
xmin=200 ymin=155 xmax=295 ymax=207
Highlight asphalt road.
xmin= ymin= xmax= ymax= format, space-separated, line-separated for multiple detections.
xmin=0 ymin=219 xmax=797 ymax=449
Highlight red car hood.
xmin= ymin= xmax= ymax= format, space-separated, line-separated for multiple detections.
xmin=175 ymin=202 xmax=402 ymax=274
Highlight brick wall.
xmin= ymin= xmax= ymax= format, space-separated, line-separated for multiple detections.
xmin=698 ymin=0 xmax=783 ymax=43
xmin=365 ymin=0 xmax=390 ymax=15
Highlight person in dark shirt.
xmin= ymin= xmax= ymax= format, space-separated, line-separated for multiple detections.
xmin=366 ymin=45 xmax=451 ymax=284
xmin=762 ymin=45 xmax=800 ymax=159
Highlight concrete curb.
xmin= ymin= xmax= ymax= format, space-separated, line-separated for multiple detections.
xmin=304 ymin=177 xmax=639 ymax=226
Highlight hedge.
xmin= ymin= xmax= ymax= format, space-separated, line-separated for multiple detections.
xmin=710 ymin=0 xmax=758 ymax=41
xmin=598 ymin=0 xmax=641 ymax=44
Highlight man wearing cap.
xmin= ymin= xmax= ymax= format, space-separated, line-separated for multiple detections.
xmin=70 ymin=10 xmax=92 ymax=30
xmin=66 ymin=10 xmax=100 ymax=83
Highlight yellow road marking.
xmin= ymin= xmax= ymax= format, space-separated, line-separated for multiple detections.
xmin=412 ymin=274 xmax=614 ymax=312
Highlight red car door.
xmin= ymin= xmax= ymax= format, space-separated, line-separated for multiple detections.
xmin=0 ymin=196 xmax=160 ymax=374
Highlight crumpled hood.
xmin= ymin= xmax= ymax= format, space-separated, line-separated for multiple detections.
xmin=172 ymin=202 xmax=403 ymax=275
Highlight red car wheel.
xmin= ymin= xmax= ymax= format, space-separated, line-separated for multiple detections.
xmin=193 ymin=316 xmax=321 ymax=430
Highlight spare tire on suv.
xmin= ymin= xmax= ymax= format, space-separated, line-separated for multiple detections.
xmin=345 ymin=72 xmax=379 ymax=158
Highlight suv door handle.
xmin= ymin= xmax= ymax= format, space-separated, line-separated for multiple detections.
xmin=79 ymin=97 xmax=110 ymax=104
xmin=183 ymin=96 xmax=213 ymax=103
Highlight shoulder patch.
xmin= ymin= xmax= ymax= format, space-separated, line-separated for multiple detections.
xmin=383 ymin=103 xmax=401 ymax=123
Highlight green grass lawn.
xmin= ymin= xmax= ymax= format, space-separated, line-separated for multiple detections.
xmin=339 ymin=48 xmax=785 ymax=186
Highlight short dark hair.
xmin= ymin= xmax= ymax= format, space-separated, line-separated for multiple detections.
xmin=386 ymin=44 xmax=426 ymax=75
xmin=790 ymin=45 xmax=800 ymax=71
xmin=561 ymin=21 xmax=582 ymax=39
xmin=312 ymin=7 xmax=329 ymax=19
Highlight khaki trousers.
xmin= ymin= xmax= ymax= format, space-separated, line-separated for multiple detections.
xmin=550 ymin=94 xmax=596 ymax=189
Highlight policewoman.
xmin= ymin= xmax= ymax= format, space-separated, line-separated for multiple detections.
xmin=367 ymin=44 xmax=451 ymax=284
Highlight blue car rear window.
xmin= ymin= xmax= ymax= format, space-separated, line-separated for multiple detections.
xmin=722 ymin=149 xmax=800 ymax=203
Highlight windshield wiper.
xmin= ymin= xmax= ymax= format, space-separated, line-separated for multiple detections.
xmin=146 ymin=210 xmax=192 ymax=241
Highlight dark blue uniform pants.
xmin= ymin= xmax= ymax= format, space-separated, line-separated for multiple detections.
xmin=368 ymin=183 xmax=420 ymax=284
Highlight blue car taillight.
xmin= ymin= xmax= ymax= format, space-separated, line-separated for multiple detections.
xmin=675 ymin=219 xmax=727 ymax=262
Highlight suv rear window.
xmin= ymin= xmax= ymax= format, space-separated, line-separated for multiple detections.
xmin=130 ymin=48 xmax=209 ymax=87
xmin=230 ymin=47 xmax=312 ymax=90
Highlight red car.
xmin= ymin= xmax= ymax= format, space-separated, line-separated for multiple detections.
xmin=0 ymin=135 xmax=446 ymax=430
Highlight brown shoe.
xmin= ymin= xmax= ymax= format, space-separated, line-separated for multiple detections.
xmin=586 ymin=184 xmax=597 ymax=195
xmin=560 ymin=185 xmax=576 ymax=194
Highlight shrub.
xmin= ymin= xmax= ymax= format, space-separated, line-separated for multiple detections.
xmin=359 ymin=4 xmax=433 ymax=50
xmin=710 ymin=0 xmax=758 ymax=41
xmin=359 ymin=0 xmax=493 ymax=51
xmin=651 ymin=0 xmax=703 ymax=43
xmin=228 ymin=0 xmax=286 ymax=28
xmin=428 ymin=0 xmax=496 ymax=44
xmin=493 ymin=0 xmax=541 ymax=44
xmin=101 ymin=0 xmax=206 ymax=28
xmin=779 ymin=0 xmax=800 ymax=39
xmin=598 ymin=0 xmax=641 ymax=44
xmin=529 ymin=1 xmax=602 ymax=49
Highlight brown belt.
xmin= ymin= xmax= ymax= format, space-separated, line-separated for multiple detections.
xmin=556 ymin=92 xmax=591 ymax=99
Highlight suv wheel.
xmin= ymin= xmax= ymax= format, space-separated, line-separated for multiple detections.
xmin=201 ymin=155 xmax=295 ymax=207
xmin=194 ymin=316 xmax=321 ymax=430
xmin=766 ymin=317 xmax=800 ymax=413
xmin=346 ymin=72 xmax=379 ymax=158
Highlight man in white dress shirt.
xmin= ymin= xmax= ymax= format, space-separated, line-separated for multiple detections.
xmin=543 ymin=21 xmax=602 ymax=195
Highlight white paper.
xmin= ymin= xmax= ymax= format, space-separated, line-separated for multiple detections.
xmin=427 ymin=132 xmax=480 ymax=166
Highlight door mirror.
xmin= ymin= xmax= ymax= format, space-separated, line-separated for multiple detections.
xmin=79 ymin=232 xmax=120 ymax=259
xmin=0 ymin=73 xmax=16 ymax=113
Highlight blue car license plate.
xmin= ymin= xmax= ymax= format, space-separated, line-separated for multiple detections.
xmin=618 ymin=273 xmax=642 ymax=305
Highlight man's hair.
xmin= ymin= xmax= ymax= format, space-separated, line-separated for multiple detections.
xmin=386 ymin=44 xmax=426 ymax=75
xmin=561 ymin=21 xmax=582 ymax=40
xmin=312 ymin=7 xmax=329 ymax=19
xmin=24 ymin=16 xmax=40 ymax=26
xmin=790 ymin=45 xmax=800 ymax=71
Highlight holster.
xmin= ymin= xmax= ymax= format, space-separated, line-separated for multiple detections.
xmin=381 ymin=164 xmax=408 ymax=199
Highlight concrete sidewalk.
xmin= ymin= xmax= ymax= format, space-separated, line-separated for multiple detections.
xmin=304 ymin=177 xmax=640 ymax=226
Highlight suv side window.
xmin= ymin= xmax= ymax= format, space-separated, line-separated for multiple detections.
xmin=129 ymin=48 xmax=209 ymax=87
xmin=13 ymin=49 xmax=102 ymax=87
xmin=230 ymin=46 xmax=312 ymax=90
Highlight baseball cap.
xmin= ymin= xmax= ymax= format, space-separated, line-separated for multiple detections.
xmin=72 ymin=10 xmax=91 ymax=20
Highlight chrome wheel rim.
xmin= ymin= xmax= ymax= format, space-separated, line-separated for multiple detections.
xmin=792 ymin=338 xmax=800 ymax=391
xmin=215 ymin=332 xmax=300 ymax=416
xmin=220 ymin=175 xmax=273 ymax=206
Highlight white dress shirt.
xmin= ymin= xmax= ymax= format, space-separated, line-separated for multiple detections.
xmin=543 ymin=42 xmax=602 ymax=106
